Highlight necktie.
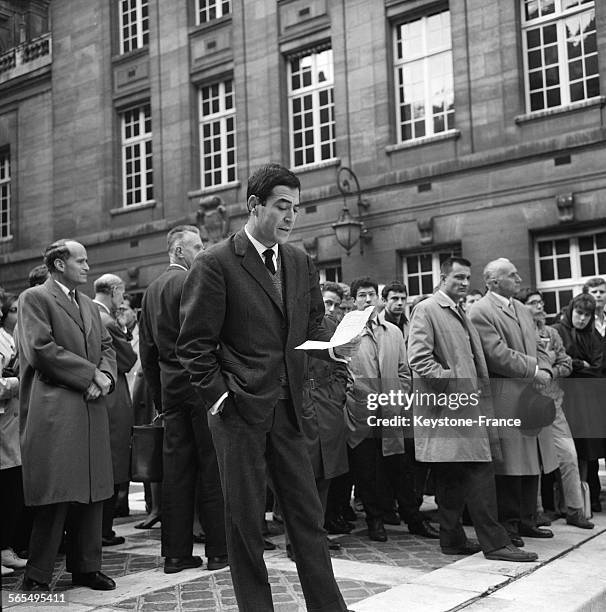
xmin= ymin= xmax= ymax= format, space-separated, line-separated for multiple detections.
xmin=68 ymin=290 xmax=76 ymax=304
xmin=263 ymin=249 xmax=276 ymax=275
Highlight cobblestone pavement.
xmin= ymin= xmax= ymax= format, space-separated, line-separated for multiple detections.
xmin=3 ymin=476 xmax=605 ymax=612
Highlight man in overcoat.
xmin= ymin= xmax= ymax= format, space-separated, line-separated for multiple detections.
xmin=177 ymin=164 xmax=351 ymax=612
xmin=139 ymin=225 xmax=227 ymax=573
xmin=93 ymin=274 xmax=137 ymax=546
xmin=408 ymin=257 xmax=537 ymax=562
xmin=17 ymin=239 xmax=117 ymax=591
xmin=469 ymin=258 xmax=558 ymax=545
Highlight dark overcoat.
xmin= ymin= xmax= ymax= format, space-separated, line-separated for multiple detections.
xmin=96 ymin=305 xmax=137 ymax=484
xmin=301 ymin=315 xmax=350 ymax=480
xmin=17 ymin=278 xmax=116 ymax=505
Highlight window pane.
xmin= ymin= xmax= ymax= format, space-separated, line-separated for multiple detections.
xmin=580 ymin=253 xmax=596 ymax=276
xmin=556 ymin=257 xmax=571 ymax=278
xmin=540 ymin=259 xmax=555 ymax=281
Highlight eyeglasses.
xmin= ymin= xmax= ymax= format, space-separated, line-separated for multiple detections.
xmin=526 ymin=299 xmax=544 ymax=306
xmin=8 ymin=306 xmax=17 ymax=313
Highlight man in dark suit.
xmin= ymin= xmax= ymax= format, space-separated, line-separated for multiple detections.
xmin=408 ymin=257 xmax=537 ymax=562
xmin=139 ymin=225 xmax=227 ymax=574
xmin=469 ymin=258 xmax=557 ymax=546
xmin=177 ymin=164 xmax=350 ymax=612
xmin=17 ymin=239 xmax=117 ymax=592
xmin=93 ymin=274 xmax=137 ymax=547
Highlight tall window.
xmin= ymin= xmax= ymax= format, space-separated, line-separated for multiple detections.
xmin=0 ymin=152 xmax=10 ymax=240
xmin=402 ymin=246 xmax=461 ymax=299
xmin=196 ymin=0 xmax=231 ymax=24
xmin=521 ymin=0 xmax=599 ymax=112
xmin=394 ymin=10 xmax=454 ymax=142
xmin=119 ymin=0 xmax=149 ymax=54
xmin=535 ymin=229 xmax=606 ymax=319
xmin=199 ymin=80 xmax=237 ymax=188
xmin=288 ymin=48 xmax=335 ymax=168
xmin=121 ymin=105 xmax=153 ymax=207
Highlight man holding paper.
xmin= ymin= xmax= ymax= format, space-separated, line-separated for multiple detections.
xmin=177 ymin=164 xmax=354 ymax=612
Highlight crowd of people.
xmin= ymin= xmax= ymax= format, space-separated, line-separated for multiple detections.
xmin=0 ymin=163 xmax=605 ymax=612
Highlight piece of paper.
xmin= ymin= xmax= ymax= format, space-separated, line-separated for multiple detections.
xmin=295 ymin=306 xmax=374 ymax=350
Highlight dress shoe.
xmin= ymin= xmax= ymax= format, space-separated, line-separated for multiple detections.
xmin=164 ymin=556 xmax=203 ymax=574
xmin=327 ymin=538 xmax=341 ymax=551
xmin=72 ymin=571 xmax=116 ymax=591
xmin=383 ymin=511 xmax=401 ymax=525
xmin=519 ymin=525 xmax=553 ymax=538
xmin=207 ymin=555 xmax=228 ymax=571
xmin=1 ymin=548 xmax=27 ymax=569
xmin=408 ymin=520 xmax=440 ymax=539
xmin=566 ymin=510 xmax=594 ymax=529
xmin=102 ymin=535 xmax=125 ymax=547
xmin=367 ymin=519 xmax=387 ymax=542
xmin=325 ymin=517 xmax=353 ymax=535
xmin=263 ymin=538 xmax=276 ymax=551
xmin=135 ymin=514 xmax=161 ymax=529
xmin=441 ymin=539 xmax=481 ymax=555
xmin=484 ymin=545 xmax=538 ymax=562
xmin=510 ymin=535 xmax=525 ymax=548
xmin=21 ymin=576 xmax=50 ymax=591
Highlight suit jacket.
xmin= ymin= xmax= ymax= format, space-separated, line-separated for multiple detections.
xmin=345 ymin=310 xmax=411 ymax=455
xmin=139 ymin=265 xmax=198 ymax=411
xmin=96 ymin=303 xmax=137 ymax=484
xmin=407 ymin=292 xmax=496 ymax=463
xmin=17 ymin=278 xmax=116 ymax=505
xmin=469 ymin=293 xmax=557 ymax=475
xmin=177 ymin=228 xmax=331 ymax=426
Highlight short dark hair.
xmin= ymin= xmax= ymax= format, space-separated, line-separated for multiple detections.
xmin=582 ymin=276 xmax=606 ymax=292
xmin=28 ymin=264 xmax=49 ymax=287
xmin=440 ymin=256 xmax=472 ymax=276
xmin=322 ymin=282 xmax=343 ymax=300
xmin=0 ymin=293 xmax=17 ymax=326
xmin=167 ymin=225 xmax=200 ymax=254
xmin=350 ymin=276 xmax=378 ymax=299
xmin=43 ymin=239 xmax=72 ymax=273
xmin=570 ymin=293 xmax=596 ymax=316
xmin=381 ymin=281 xmax=407 ymax=301
xmin=246 ymin=163 xmax=300 ymax=205
xmin=517 ymin=288 xmax=543 ymax=304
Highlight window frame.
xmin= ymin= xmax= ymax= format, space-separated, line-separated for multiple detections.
xmin=534 ymin=227 xmax=606 ymax=317
xmin=401 ymin=245 xmax=462 ymax=302
xmin=287 ymin=47 xmax=336 ymax=169
xmin=318 ymin=261 xmax=342 ymax=284
xmin=195 ymin=0 xmax=231 ymax=25
xmin=392 ymin=9 xmax=455 ymax=143
xmin=118 ymin=0 xmax=149 ymax=55
xmin=0 ymin=151 xmax=11 ymax=241
xmin=520 ymin=0 xmax=599 ymax=113
xmin=199 ymin=79 xmax=237 ymax=189
xmin=120 ymin=104 xmax=154 ymax=208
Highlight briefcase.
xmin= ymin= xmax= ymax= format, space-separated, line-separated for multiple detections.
xmin=130 ymin=416 xmax=163 ymax=483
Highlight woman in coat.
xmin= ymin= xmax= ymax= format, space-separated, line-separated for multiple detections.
xmin=552 ymin=294 xmax=606 ymax=485
xmin=0 ymin=294 xmax=27 ymax=575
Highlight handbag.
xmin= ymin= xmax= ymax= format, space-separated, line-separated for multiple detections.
xmin=130 ymin=414 xmax=163 ymax=482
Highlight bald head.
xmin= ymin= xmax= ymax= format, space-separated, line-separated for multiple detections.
xmin=94 ymin=274 xmax=125 ymax=311
xmin=483 ymin=258 xmax=522 ymax=298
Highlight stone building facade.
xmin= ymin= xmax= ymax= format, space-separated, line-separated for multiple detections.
xmin=1 ymin=0 xmax=605 ymax=317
